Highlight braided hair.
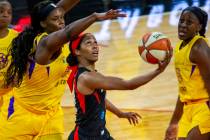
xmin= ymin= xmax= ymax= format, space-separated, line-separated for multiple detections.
xmin=5 ymin=0 xmax=55 ymax=87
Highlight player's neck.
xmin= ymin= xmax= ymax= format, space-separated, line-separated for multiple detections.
xmin=0 ymin=27 xmax=9 ymax=39
xmin=79 ymin=63 xmax=95 ymax=71
xmin=181 ymin=36 xmax=195 ymax=49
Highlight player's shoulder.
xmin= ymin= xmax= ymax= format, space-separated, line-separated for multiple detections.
xmin=34 ymin=32 xmax=48 ymax=45
xmin=8 ymin=28 xmax=19 ymax=37
xmin=78 ymin=69 xmax=97 ymax=80
xmin=194 ymin=37 xmax=208 ymax=48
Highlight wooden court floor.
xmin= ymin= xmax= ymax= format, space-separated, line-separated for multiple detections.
xmin=63 ymin=107 xmax=172 ymax=140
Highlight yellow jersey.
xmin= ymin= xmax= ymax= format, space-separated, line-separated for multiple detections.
xmin=13 ymin=33 xmax=69 ymax=112
xmin=174 ymin=35 xmax=209 ymax=102
xmin=53 ymin=43 xmax=70 ymax=98
xmin=0 ymin=29 xmax=18 ymax=94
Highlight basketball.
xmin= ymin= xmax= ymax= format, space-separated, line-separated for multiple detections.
xmin=138 ymin=32 xmax=171 ymax=64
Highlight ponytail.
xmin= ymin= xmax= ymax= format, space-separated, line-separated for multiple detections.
xmin=199 ymin=28 xmax=206 ymax=37
xmin=67 ymin=41 xmax=79 ymax=66
xmin=67 ymin=53 xmax=79 ymax=66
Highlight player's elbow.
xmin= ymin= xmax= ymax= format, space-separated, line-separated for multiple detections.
xmin=35 ymin=55 xmax=49 ymax=65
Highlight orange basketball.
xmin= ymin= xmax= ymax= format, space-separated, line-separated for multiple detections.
xmin=138 ymin=32 xmax=171 ymax=64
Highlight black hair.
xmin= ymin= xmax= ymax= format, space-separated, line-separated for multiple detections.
xmin=182 ymin=6 xmax=208 ymax=37
xmin=67 ymin=34 xmax=88 ymax=66
xmin=5 ymin=0 xmax=54 ymax=87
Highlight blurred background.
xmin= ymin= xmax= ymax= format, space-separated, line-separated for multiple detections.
xmin=8 ymin=0 xmax=210 ymax=139
xmin=10 ymin=0 xmax=210 ymax=31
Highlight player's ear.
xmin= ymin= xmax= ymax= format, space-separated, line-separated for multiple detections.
xmin=75 ymin=49 xmax=80 ymax=56
xmin=40 ymin=21 xmax=47 ymax=28
xmin=197 ymin=24 xmax=202 ymax=33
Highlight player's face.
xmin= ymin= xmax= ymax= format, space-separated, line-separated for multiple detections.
xmin=41 ymin=8 xmax=65 ymax=33
xmin=178 ymin=11 xmax=201 ymax=41
xmin=79 ymin=34 xmax=99 ymax=63
xmin=0 ymin=1 xmax=12 ymax=29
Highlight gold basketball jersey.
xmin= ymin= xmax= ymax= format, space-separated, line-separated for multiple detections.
xmin=13 ymin=33 xmax=68 ymax=112
xmin=174 ymin=35 xmax=209 ymax=102
xmin=0 ymin=29 xmax=18 ymax=94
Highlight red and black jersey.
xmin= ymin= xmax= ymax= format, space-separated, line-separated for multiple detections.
xmin=68 ymin=67 xmax=114 ymax=138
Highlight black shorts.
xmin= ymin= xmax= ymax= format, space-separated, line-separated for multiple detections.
xmin=68 ymin=126 xmax=114 ymax=140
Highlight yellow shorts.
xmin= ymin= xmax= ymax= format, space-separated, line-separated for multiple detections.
xmin=178 ymin=101 xmax=210 ymax=137
xmin=0 ymin=97 xmax=64 ymax=140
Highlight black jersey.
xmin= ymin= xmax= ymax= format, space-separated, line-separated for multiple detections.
xmin=69 ymin=67 xmax=114 ymax=140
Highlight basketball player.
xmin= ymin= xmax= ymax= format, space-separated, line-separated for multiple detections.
xmin=164 ymin=6 xmax=210 ymax=140
xmin=67 ymin=33 xmax=171 ymax=140
xmin=0 ymin=0 xmax=126 ymax=139
xmin=0 ymin=0 xmax=18 ymax=113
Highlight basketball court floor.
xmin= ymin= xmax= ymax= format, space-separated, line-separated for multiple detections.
xmin=61 ymin=13 xmax=210 ymax=140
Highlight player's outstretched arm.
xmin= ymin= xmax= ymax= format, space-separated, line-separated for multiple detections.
xmin=35 ymin=9 xmax=126 ymax=65
xmin=79 ymin=57 xmax=171 ymax=93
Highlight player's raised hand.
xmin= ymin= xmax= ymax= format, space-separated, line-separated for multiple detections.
xmin=94 ymin=9 xmax=127 ymax=21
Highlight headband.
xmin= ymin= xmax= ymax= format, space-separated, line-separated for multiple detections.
xmin=70 ymin=34 xmax=84 ymax=55
xmin=39 ymin=3 xmax=57 ymax=21
xmin=67 ymin=34 xmax=84 ymax=92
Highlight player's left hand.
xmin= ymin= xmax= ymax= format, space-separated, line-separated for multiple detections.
xmin=164 ymin=123 xmax=178 ymax=140
xmin=94 ymin=9 xmax=127 ymax=21
xmin=119 ymin=112 xmax=141 ymax=125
